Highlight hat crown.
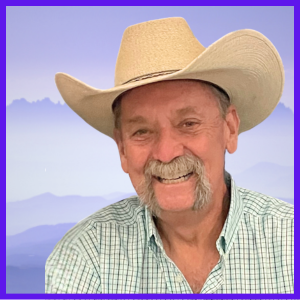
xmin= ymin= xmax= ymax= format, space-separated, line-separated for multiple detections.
xmin=115 ymin=17 xmax=205 ymax=86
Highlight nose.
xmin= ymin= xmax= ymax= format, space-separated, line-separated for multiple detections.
xmin=152 ymin=128 xmax=185 ymax=163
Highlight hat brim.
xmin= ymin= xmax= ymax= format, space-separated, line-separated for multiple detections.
xmin=55 ymin=29 xmax=284 ymax=138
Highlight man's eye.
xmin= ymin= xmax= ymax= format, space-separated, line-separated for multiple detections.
xmin=133 ymin=129 xmax=148 ymax=136
xmin=183 ymin=121 xmax=196 ymax=127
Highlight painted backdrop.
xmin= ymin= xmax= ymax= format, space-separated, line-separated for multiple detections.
xmin=6 ymin=6 xmax=294 ymax=294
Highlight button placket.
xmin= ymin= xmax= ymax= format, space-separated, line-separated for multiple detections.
xmin=175 ymin=273 xmax=184 ymax=283
xmin=161 ymin=254 xmax=192 ymax=293
xmin=200 ymin=255 xmax=225 ymax=293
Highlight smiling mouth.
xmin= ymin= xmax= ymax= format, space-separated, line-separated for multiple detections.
xmin=155 ymin=172 xmax=193 ymax=184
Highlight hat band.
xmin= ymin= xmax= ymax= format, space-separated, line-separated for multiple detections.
xmin=123 ymin=69 xmax=181 ymax=84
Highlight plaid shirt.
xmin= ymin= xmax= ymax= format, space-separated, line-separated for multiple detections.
xmin=45 ymin=174 xmax=294 ymax=294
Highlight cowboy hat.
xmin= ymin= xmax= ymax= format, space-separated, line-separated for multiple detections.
xmin=55 ymin=17 xmax=284 ymax=138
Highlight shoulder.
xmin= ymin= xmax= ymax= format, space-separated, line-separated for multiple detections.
xmin=81 ymin=195 xmax=144 ymax=226
xmin=237 ymin=186 xmax=294 ymax=220
xmin=52 ymin=195 xmax=143 ymax=248
xmin=45 ymin=196 xmax=144 ymax=293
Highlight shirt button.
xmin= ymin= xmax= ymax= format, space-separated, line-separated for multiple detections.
xmin=175 ymin=273 xmax=184 ymax=283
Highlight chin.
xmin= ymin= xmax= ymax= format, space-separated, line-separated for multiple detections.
xmin=155 ymin=194 xmax=196 ymax=212
xmin=153 ymin=174 xmax=196 ymax=208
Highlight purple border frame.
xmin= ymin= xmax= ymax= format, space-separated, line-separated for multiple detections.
xmin=4 ymin=3 xmax=296 ymax=299
xmin=1 ymin=295 xmax=300 ymax=299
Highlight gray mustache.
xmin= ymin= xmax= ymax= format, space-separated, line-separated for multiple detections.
xmin=144 ymin=154 xmax=204 ymax=179
xmin=137 ymin=153 xmax=212 ymax=217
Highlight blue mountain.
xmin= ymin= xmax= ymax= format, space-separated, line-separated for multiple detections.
xmin=7 ymin=192 xmax=135 ymax=236
xmin=6 ymin=266 xmax=45 ymax=293
xmin=241 ymin=102 xmax=294 ymax=137
xmin=233 ymin=162 xmax=294 ymax=200
xmin=7 ymin=97 xmax=71 ymax=117
xmin=6 ymin=97 xmax=86 ymax=133
xmin=6 ymin=222 xmax=84 ymax=294
xmin=6 ymin=222 xmax=76 ymax=249
xmin=6 ymin=223 xmax=76 ymax=268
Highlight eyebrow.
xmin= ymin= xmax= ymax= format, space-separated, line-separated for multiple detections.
xmin=175 ymin=106 xmax=199 ymax=116
xmin=124 ymin=106 xmax=200 ymax=125
xmin=125 ymin=115 xmax=148 ymax=125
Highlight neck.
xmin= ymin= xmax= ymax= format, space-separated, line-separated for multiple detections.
xmin=154 ymin=181 xmax=230 ymax=251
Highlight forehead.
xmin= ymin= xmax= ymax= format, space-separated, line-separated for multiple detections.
xmin=120 ymin=80 xmax=220 ymax=118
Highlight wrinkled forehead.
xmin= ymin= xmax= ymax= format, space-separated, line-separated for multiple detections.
xmin=112 ymin=79 xmax=230 ymax=131
xmin=113 ymin=79 xmax=228 ymax=111
xmin=121 ymin=80 xmax=220 ymax=111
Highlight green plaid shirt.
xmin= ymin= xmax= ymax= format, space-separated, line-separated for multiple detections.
xmin=45 ymin=174 xmax=294 ymax=293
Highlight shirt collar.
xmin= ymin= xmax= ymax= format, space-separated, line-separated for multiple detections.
xmin=145 ymin=203 xmax=164 ymax=250
xmin=217 ymin=172 xmax=244 ymax=255
xmin=144 ymin=171 xmax=244 ymax=255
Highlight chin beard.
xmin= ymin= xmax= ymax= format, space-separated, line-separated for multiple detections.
xmin=136 ymin=154 xmax=212 ymax=217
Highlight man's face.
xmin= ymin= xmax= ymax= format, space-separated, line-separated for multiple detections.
xmin=114 ymin=80 xmax=239 ymax=215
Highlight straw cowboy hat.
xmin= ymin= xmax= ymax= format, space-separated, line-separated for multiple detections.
xmin=55 ymin=17 xmax=284 ymax=138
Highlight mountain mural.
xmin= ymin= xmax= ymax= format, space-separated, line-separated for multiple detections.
xmin=7 ymin=223 xmax=75 ymax=267
xmin=6 ymin=192 xmax=135 ymax=236
xmin=6 ymin=223 xmax=76 ymax=294
xmin=6 ymin=222 xmax=76 ymax=249
xmin=233 ymin=162 xmax=294 ymax=200
xmin=6 ymin=266 xmax=45 ymax=293
xmin=6 ymin=98 xmax=136 ymax=202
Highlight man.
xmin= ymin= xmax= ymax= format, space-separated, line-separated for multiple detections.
xmin=45 ymin=17 xmax=294 ymax=293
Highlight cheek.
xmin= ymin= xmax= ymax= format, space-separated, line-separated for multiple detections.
xmin=186 ymin=132 xmax=226 ymax=180
xmin=205 ymin=140 xmax=227 ymax=189
xmin=124 ymin=145 xmax=151 ymax=184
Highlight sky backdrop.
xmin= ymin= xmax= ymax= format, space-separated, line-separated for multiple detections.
xmin=5 ymin=9 xmax=294 ymax=295
xmin=6 ymin=6 xmax=294 ymax=110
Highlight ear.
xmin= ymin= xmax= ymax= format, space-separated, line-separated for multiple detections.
xmin=224 ymin=105 xmax=240 ymax=154
xmin=113 ymin=128 xmax=129 ymax=174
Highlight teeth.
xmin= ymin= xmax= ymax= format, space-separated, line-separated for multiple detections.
xmin=157 ymin=172 xmax=193 ymax=184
